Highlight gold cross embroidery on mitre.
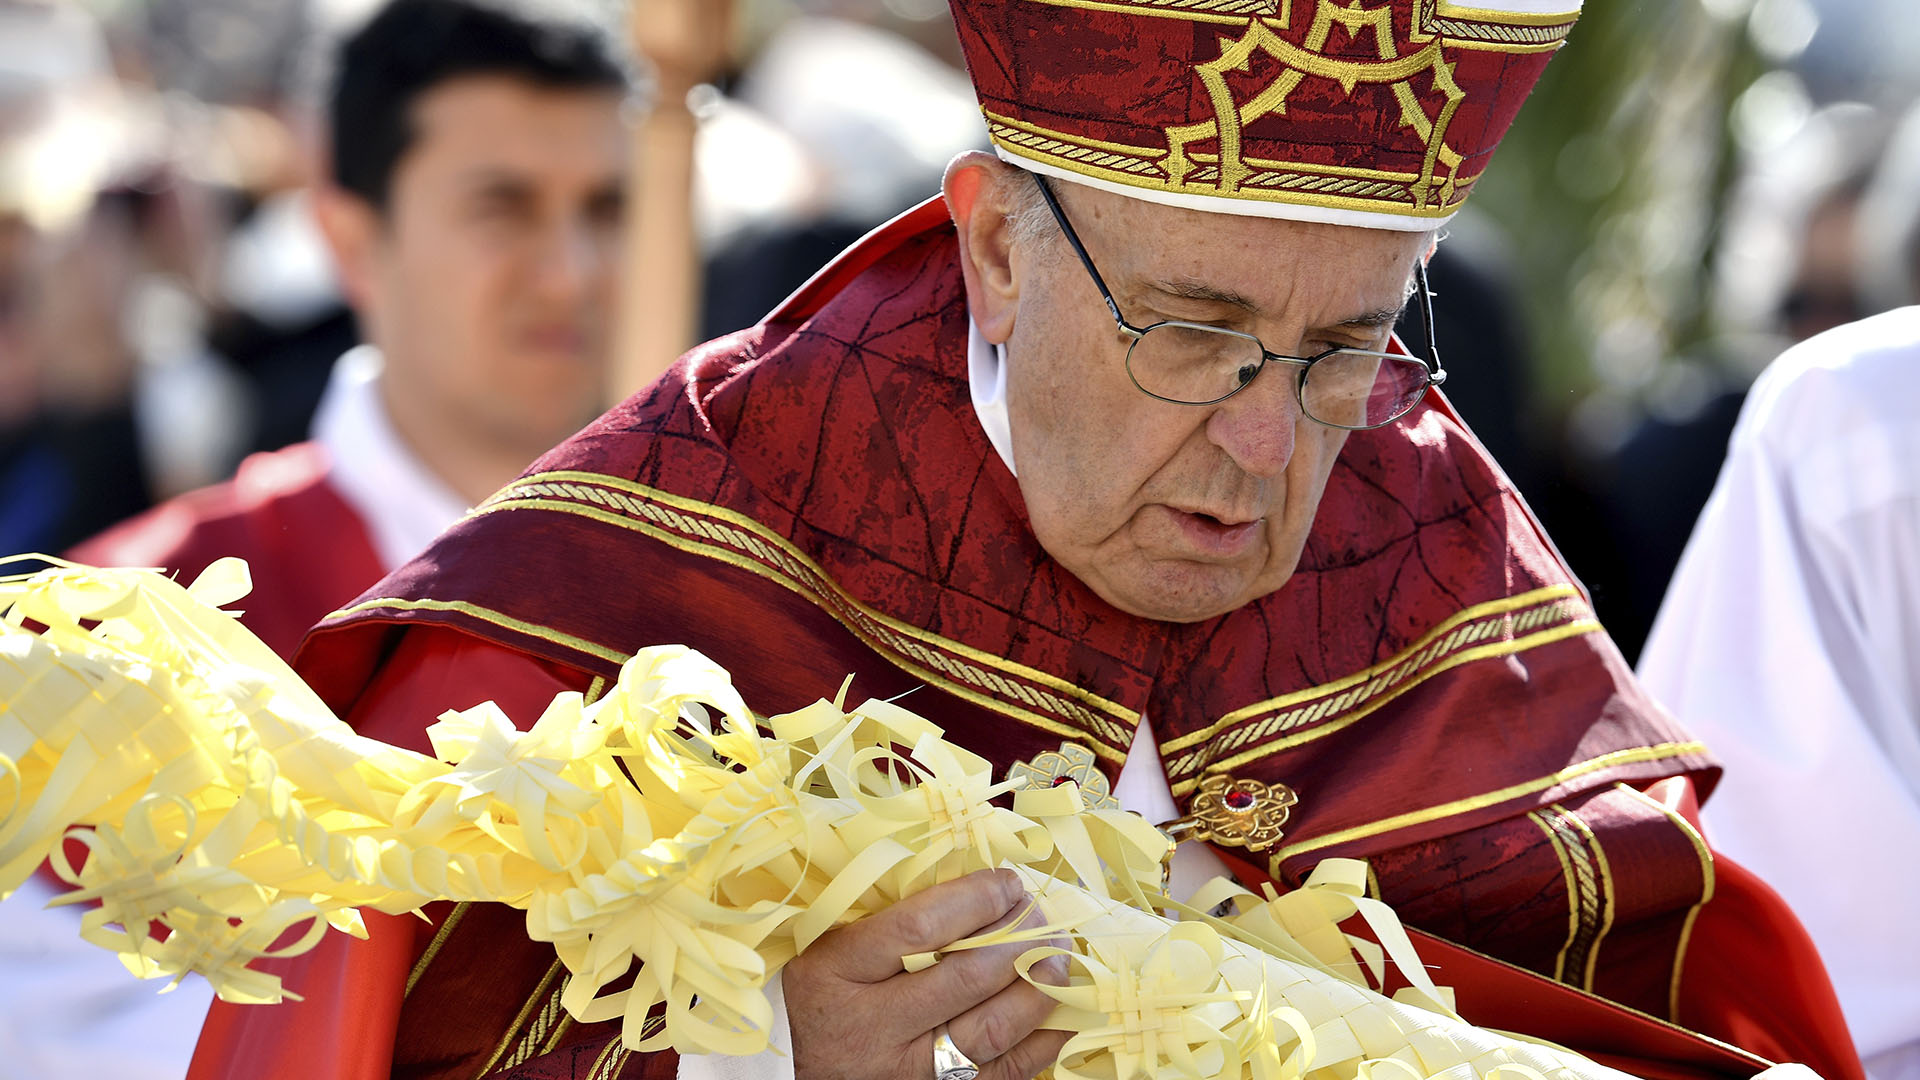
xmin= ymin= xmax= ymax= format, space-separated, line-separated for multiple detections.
xmin=1009 ymin=0 xmax=1579 ymax=217
xmin=1162 ymin=0 xmax=1465 ymax=210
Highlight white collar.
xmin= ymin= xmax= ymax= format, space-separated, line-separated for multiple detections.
xmin=309 ymin=346 xmax=470 ymax=572
xmin=967 ymin=321 xmax=1016 ymax=476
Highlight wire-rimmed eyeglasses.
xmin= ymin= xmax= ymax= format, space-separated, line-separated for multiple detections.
xmin=1030 ymin=173 xmax=1446 ymax=431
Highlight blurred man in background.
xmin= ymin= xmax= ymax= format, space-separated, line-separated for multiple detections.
xmin=2 ymin=0 xmax=631 ymax=1073
xmin=77 ymin=0 xmax=629 ymax=661
xmin=1641 ymin=103 xmax=1920 ymax=1080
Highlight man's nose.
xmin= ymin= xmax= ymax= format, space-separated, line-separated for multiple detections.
xmin=1204 ymin=364 xmax=1299 ymax=477
xmin=528 ymin=220 xmax=604 ymax=302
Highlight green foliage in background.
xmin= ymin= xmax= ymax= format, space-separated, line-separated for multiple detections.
xmin=1469 ymin=0 xmax=1765 ymax=419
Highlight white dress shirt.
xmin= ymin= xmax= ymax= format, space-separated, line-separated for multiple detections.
xmin=1639 ymin=307 xmax=1920 ymax=1080
xmin=311 ymin=345 xmax=472 ymax=571
xmin=0 ymin=348 xmax=467 ymax=1079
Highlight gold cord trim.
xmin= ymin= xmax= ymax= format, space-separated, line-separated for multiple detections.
xmin=987 ymin=109 xmax=1448 ymax=182
xmin=1616 ymin=782 xmax=1717 ymax=1019
xmin=404 ymin=901 xmax=471 ymax=998
xmin=1531 ymin=805 xmax=1609 ymax=991
xmin=1162 ymin=585 xmax=1583 ymax=753
xmin=1526 ymin=809 xmax=1581 ymax=984
xmin=330 ymin=596 xmax=628 ymax=666
xmin=1563 ymin=811 xmax=1616 ymax=992
xmin=472 ymin=470 xmax=1139 ymax=758
xmin=492 ymin=494 xmax=1132 ymax=759
xmin=992 ymin=120 xmax=1474 ymax=219
xmin=1430 ymin=17 xmax=1569 ymax=49
xmin=586 ymin=1039 xmax=631 ymax=1080
xmin=1267 ymin=742 xmax=1710 ymax=863
xmin=489 ymin=471 xmax=1137 ymax=723
xmin=473 ymin=959 xmax=564 ymax=1080
xmin=503 ymin=975 xmax=571 ymax=1071
xmin=585 ymin=1015 xmax=662 ymax=1080
xmin=1168 ymin=615 xmax=1600 ymax=794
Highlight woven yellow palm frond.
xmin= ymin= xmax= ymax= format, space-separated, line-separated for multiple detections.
xmin=0 ymin=557 xmax=1732 ymax=1079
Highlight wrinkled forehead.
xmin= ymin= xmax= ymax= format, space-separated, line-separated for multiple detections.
xmin=1047 ymin=174 xmax=1432 ymax=322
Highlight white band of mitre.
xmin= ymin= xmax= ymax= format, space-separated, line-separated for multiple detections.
xmin=1450 ymin=0 xmax=1583 ymax=13
xmin=999 ymin=149 xmax=1454 ymax=233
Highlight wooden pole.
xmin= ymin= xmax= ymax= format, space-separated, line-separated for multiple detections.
xmin=610 ymin=0 xmax=734 ymax=405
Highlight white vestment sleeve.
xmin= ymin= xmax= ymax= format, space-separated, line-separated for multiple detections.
xmin=1639 ymin=309 xmax=1920 ymax=1080
xmin=676 ymin=971 xmax=795 ymax=1080
xmin=0 ymin=875 xmax=214 ymax=1080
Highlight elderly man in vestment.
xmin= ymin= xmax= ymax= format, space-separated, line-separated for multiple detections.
xmin=192 ymin=2 xmax=1865 ymax=1079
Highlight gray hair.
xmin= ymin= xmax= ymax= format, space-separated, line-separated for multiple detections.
xmin=1001 ymin=167 xmax=1064 ymax=259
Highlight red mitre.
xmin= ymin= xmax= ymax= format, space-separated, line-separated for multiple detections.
xmin=949 ymin=0 xmax=1580 ymax=229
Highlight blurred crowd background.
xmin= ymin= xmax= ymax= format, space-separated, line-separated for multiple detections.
xmin=2 ymin=0 xmax=1918 ymax=662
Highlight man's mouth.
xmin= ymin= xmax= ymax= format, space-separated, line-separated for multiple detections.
xmin=520 ymin=325 xmax=590 ymax=357
xmin=1166 ymin=506 xmax=1264 ymax=558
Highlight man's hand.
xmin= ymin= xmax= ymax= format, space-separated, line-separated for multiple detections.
xmin=628 ymin=0 xmax=731 ymax=101
xmin=784 ymin=868 xmax=1070 ymax=1080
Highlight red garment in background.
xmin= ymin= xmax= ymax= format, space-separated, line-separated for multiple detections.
xmin=69 ymin=442 xmax=387 ymax=661
xmin=46 ymin=441 xmax=387 ymax=887
xmin=190 ymin=203 xmax=1864 ymax=1080
xmin=31 ymin=440 xmax=388 ymax=1064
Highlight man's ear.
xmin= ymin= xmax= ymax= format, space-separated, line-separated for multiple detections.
xmin=942 ymin=151 xmax=1019 ymax=345
xmin=310 ymin=184 xmax=383 ymax=315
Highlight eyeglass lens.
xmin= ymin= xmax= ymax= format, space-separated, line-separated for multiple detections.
xmin=1125 ymin=324 xmax=1433 ymax=428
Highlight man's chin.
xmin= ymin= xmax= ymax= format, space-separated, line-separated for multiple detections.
xmin=1087 ymin=559 xmax=1291 ymax=624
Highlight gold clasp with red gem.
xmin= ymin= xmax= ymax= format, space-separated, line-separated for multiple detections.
xmin=1161 ymin=774 xmax=1298 ymax=856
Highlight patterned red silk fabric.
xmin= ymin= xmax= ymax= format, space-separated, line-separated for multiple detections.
xmin=948 ymin=0 xmax=1572 ymax=222
xmin=255 ymin=201 xmax=1855 ymax=1079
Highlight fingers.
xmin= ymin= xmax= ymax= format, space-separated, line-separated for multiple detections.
xmin=786 ymin=869 xmax=1040 ymax=1078
xmin=940 ymin=956 xmax=1067 ymax=1064
xmin=828 ymin=868 xmax=1025 ymax=983
xmin=915 ymin=902 xmax=1071 ymax=1079
xmin=895 ymin=892 xmax=1060 ymax=1024
xmin=914 ymin=950 xmax=1071 ymax=1080
xmin=979 ymin=1030 xmax=1073 ymax=1080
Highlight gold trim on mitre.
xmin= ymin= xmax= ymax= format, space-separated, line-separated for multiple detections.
xmin=989 ymin=0 xmax=1582 ymax=229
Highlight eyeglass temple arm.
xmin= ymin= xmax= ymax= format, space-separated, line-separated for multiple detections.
xmin=1030 ymin=173 xmax=1135 ymax=332
xmin=1037 ymin=170 xmax=1445 ymax=382
xmin=1414 ymin=259 xmax=1443 ymax=377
